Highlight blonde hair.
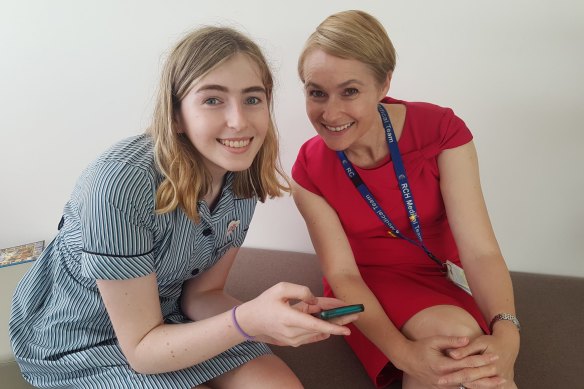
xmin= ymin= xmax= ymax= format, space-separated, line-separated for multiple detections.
xmin=147 ymin=26 xmax=289 ymax=223
xmin=298 ymin=10 xmax=396 ymax=85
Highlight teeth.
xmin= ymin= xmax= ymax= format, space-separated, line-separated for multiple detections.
xmin=325 ymin=122 xmax=353 ymax=132
xmin=219 ymin=138 xmax=251 ymax=148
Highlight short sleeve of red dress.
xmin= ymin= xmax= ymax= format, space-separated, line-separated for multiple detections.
xmin=436 ymin=106 xmax=473 ymax=150
xmin=291 ymin=136 xmax=325 ymax=196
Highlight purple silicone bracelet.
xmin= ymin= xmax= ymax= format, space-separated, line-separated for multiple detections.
xmin=231 ymin=305 xmax=256 ymax=341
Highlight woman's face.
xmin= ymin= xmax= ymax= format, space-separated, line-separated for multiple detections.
xmin=301 ymin=49 xmax=389 ymax=152
xmin=178 ymin=53 xmax=269 ymax=180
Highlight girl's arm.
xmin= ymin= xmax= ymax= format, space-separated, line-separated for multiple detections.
xmin=97 ymin=247 xmax=353 ymax=375
xmin=180 ymin=246 xmax=242 ymax=320
xmin=97 ymin=256 xmax=241 ymax=375
xmin=292 ymin=181 xmax=496 ymax=384
xmin=180 ymin=247 xmax=357 ymax=344
xmin=437 ymin=141 xmax=520 ymax=386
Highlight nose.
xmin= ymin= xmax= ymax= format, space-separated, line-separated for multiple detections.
xmin=321 ymin=96 xmax=342 ymax=124
xmin=226 ymin=102 xmax=248 ymax=132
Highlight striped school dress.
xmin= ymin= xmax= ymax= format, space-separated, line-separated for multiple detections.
xmin=9 ymin=134 xmax=271 ymax=388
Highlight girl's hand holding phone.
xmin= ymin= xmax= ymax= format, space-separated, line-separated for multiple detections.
xmin=235 ymin=283 xmax=359 ymax=347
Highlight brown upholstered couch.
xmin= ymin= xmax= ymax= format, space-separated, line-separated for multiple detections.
xmin=226 ymin=248 xmax=584 ymax=389
xmin=2 ymin=247 xmax=583 ymax=388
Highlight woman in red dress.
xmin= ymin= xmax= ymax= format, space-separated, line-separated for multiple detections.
xmin=292 ymin=10 xmax=519 ymax=389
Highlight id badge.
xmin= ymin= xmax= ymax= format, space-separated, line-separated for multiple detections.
xmin=445 ymin=260 xmax=472 ymax=295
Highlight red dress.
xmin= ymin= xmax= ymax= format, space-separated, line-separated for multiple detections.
xmin=292 ymin=97 xmax=489 ymax=387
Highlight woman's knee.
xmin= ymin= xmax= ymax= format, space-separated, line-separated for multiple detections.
xmin=401 ymin=305 xmax=483 ymax=340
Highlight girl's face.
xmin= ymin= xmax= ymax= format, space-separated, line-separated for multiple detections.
xmin=178 ymin=53 xmax=269 ymax=180
xmin=301 ymin=49 xmax=389 ymax=152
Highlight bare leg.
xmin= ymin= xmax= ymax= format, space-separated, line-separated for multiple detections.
xmin=207 ymin=354 xmax=303 ymax=389
xmin=400 ymin=305 xmax=483 ymax=389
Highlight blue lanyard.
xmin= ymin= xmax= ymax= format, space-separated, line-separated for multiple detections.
xmin=337 ymin=104 xmax=443 ymax=268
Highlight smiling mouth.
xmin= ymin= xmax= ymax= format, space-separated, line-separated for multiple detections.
xmin=218 ymin=137 xmax=253 ymax=148
xmin=323 ymin=122 xmax=354 ymax=132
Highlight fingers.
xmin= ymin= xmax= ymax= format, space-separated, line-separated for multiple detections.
xmin=274 ymin=302 xmax=352 ymax=337
xmin=313 ymin=297 xmax=349 ymax=310
xmin=447 ymin=353 xmax=499 ymax=373
xmin=428 ymin=335 xmax=470 ymax=352
xmin=289 ymin=332 xmax=331 ymax=347
xmin=272 ymin=282 xmax=318 ymax=305
xmin=328 ymin=313 xmax=360 ymax=326
xmin=262 ymin=313 xmax=349 ymax=346
xmin=449 ymin=339 xmax=488 ymax=360
xmin=255 ymin=284 xmax=354 ymax=345
xmin=462 ymin=377 xmax=507 ymax=389
xmin=438 ymin=363 xmax=505 ymax=388
xmin=299 ymin=313 xmax=352 ymax=336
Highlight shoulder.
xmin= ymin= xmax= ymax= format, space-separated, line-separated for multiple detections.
xmin=96 ymin=134 xmax=156 ymax=171
xmin=90 ymin=134 xmax=156 ymax=178
xmin=383 ymin=96 xmax=456 ymax=122
xmin=77 ymin=135 xmax=159 ymax=207
xmin=296 ymin=135 xmax=336 ymax=166
xmin=384 ymin=97 xmax=471 ymax=145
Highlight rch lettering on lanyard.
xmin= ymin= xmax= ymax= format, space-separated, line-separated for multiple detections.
xmin=336 ymin=104 xmax=472 ymax=295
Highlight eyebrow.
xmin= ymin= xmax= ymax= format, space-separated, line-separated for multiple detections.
xmin=305 ymin=79 xmax=364 ymax=90
xmin=195 ymin=84 xmax=267 ymax=94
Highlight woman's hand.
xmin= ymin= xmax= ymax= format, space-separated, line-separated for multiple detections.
xmin=235 ymin=282 xmax=358 ymax=347
xmin=396 ymin=336 xmax=505 ymax=388
xmin=446 ymin=327 xmax=519 ymax=388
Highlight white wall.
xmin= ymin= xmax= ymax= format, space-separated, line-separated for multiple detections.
xmin=1 ymin=0 xmax=583 ymax=277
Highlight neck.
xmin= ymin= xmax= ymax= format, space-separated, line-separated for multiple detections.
xmin=345 ymin=123 xmax=388 ymax=168
xmin=345 ymin=103 xmax=405 ymax=168
xmin=202 ymin=168 xmax=227 ymax=210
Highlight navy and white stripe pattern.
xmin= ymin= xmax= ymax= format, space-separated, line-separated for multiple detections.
xmin=9 ymin=135 xmax=270 ymax=388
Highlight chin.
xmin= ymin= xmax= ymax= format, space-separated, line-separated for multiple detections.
xmin=320 ymin=137 xmax=350 ymax=152
xmin=223 ymin=160 xmax=255 ymax=173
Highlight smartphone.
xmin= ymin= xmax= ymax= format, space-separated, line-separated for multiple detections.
xmin=316 ymin=304 xmax=364 ymax=320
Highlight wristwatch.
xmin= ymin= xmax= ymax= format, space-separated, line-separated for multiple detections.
xmin=490 ymin=313 xmax=521 ymax=332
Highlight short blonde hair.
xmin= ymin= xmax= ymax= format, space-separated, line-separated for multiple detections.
xmin=298 ymin=10 xmax=396 ymax=85
xmin=147 ymin=26 xmax=289 ymax=223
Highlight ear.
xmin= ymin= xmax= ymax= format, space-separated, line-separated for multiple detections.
xmin=379 ymin=71 xmax=392 ymax=99
xmin=174 ymin=109 xmax=185 ymax=134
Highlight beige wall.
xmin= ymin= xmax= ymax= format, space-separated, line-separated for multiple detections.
xmin=1 ymin=0 xmax=583 ymax=277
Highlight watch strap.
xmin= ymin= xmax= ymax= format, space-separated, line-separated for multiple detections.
xmin=490 ymin=313 xmax=521 ymax=332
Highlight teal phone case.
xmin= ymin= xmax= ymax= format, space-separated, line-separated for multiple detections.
xmin=318 ymin=304 xmax=364 ymax=320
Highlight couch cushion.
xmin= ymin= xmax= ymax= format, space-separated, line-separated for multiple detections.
xmin=511 ymin=271 xmax=584 ymax=388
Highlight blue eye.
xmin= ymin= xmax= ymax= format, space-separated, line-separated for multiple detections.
xmin=204 ymin=97 xmax=221 ymax=105
xmin=245 ymin=96 xmax=261 ymax=105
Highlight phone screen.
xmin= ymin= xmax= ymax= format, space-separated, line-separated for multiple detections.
xmin=317 ymin=304 xmax=364 ymax=320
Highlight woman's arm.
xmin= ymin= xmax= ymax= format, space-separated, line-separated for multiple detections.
xmin=292 ymin=181 xmax=407 ymax=356
xmin=438 ymin=141 xmax=520 ymax=385
xmin=292 ymin=180 xmax=498 ymax=385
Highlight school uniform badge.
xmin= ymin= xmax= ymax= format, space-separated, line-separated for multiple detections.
xmin=226 ymin=220 xmax=240 ymax=236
